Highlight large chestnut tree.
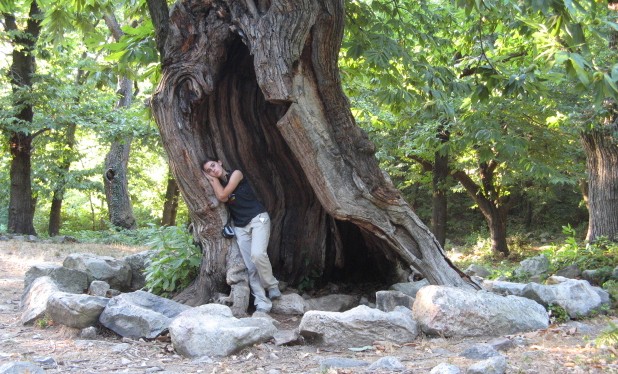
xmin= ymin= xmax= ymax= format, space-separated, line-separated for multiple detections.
xmin=149 ymin=0 xmax=473 ymax=312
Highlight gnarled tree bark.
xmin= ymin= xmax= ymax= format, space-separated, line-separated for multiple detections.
xmin=151 ymin=0 xmax=475 ymax=309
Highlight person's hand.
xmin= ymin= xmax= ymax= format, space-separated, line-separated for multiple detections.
xmin=204 ymin=172 xmax=215 ymax=183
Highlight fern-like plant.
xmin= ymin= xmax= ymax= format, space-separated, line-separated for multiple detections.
xmin=543 ymin=225 xmax=618 ymax=273
xmin=144 ymin=225 xmax=202 ymax=297
xmin=596 ymin=322 xmax=618 ymax=348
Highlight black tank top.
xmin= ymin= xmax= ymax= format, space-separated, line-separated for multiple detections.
xmin=221 ymin=170 xmax=266 ymax=227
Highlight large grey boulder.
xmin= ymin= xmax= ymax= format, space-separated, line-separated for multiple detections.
xmin=299 ymin=305 xmax=418 ymax=347
xmin=169 ymin=304 xmax=277 ymax=357
xmin=99 ymin=290 xmax=190 ymax=339
xmin=122 ymin=250 xmax=154 ymax=290
xmin=482 ymin=280 xmax=526 ymax=296
xmin=20 ymin=276 xmax=59 ymax=325
xmin=271 ymin=293 xmax=305 ymax=315
xmin=581 ymin=269 xmax=611 ymax=286
xmin=46 ymin=291 xmax=109 ymax=329
xmin=88 ymin=280 xmax=110 ymax=297
xmin=413 ymin=285 xmax=548 ymax=337
xmin=390 ymin=279 xmax=430 ymax=298
xmin=375 ymin=290 xmax=415 ymax=312
xmin=521 ymin=278 xmax=609 ymax=318
xmin=0 ymin=362 xmax=45 ymax=374
xmin=303 ymin=294 xmax=359 ymax=312
xmin=464 ymin=264 xmax=492 ymax=278
xmin=63 ymin=253 xmax=132 ymax=291
xmin=515 ymin=254 xmax=550 ymax=277
xmin=24 ymin=263 xmax=89 ymax=294
xmin=555 ymin=264 xmax=581 ymax=279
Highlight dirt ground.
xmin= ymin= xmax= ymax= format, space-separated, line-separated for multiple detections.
xmin=0 ymin=239 xmax=617 ymax=373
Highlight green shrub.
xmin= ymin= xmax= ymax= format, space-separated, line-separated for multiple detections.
xmin=542 ymin=225 xmax=618 ymax=273
xmin=603 ymin=280 xmax=618 ymax=307
xmin=548 ymin=303 xmax=570 ymax=324
xmin=35 ymin=315 xmax=53 ymax=329
xmin=144 ymin=225 xmax=202 ymax=297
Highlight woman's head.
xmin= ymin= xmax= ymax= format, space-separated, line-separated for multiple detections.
xmin=202 ymin=158 xmax=227 ymax=179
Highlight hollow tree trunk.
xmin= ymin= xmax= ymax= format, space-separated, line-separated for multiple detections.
xmin=151 ymin=0 xmax=474 ymax=308
xmin=103 ymin=14 xmax=137 ymax=230
xmin=5 ymin=2 xmax=41 ymax=236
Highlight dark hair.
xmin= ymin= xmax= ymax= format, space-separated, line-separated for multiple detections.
xmin=202 ymin=156 xmax=218 ymax=170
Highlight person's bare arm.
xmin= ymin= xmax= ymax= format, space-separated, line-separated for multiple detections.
xmin=205 ymin=170 xmax=243 ymax=202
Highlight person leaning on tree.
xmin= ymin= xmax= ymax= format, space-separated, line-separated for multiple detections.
xmin=202 ymin=157 xmax=281 ymax=313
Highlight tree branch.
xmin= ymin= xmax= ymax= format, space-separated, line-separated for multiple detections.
xmin=146 ymin=0 xmax=170 ymax=61
xmin=408 ymin=154 xmax=434 ymax=173
xmin=32 ymin=127 xmax=49 ymax=138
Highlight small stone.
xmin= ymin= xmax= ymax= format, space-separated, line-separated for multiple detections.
xmin=80 ymin=327 xmax=97 ymax=339
xmin=430 ymin=363 xmax=461 ymax=374
xmin=33 ymin=357 xmax=56 ymax=369
xmin=460 ymin=344 xmax=501 ymax=359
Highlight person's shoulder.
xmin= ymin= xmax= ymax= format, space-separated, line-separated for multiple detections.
xmin=230 ymin=169 xmax=245 ymax=181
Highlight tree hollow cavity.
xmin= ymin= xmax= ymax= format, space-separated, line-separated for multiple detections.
xmin=208 ymin=38 xmax=402 ymax=288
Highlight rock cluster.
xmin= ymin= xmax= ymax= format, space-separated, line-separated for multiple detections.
xmin=15 ymin=250 xmax=614 ymax=374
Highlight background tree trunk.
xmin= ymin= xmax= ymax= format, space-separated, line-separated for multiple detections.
xmin=161 ymin=170 xmax=180 ymax=226
xmin=5 ymin=1 xmax=41 ymax=236
xmin=431 ymin=127 xmax=450 ymax=247
xmin=580 ymin=5 xmax=618 ymax=242
xmin=48 ymin=120 xmax=76 ymax=236
xmin=151 ymin=0 xmax=474 ymax=308
xmin=452 ymin=164 xmax=510 ymax=256
xmin=581 ymin=123 xmax=618 ymax=242
xmin=432 ymin=150 xmax=448 ymax=248
xmin=49 ymin=62 xmax=86 ymax=236
xmin=104 ymin=134 xmax=136 ymax=229
xmin=102 ymin=14 xmax=137 ymax=230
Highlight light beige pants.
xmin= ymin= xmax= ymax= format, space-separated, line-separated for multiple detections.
xmin=235 ymin=212 xmax=278 ymax=310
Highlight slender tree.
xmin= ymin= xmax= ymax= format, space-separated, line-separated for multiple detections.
xmin=102 ymin=12 xmax=137 ymax=230
xmin=431 ymin=125 xmax=450 ymax=247
xmin=48 ymin=60 xmax=89 ymax=237
xmin=3 ymin=1 xmax=42 ymax=235
xmin=161 ymin=168 xmax=180 ymax=226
